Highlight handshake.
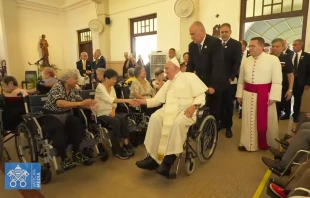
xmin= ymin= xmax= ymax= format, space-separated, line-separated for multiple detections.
xmin=126 ymin=99 xmax=146 ymax=107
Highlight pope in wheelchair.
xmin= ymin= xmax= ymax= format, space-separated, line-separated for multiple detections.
xmin=135 ymin=57 xmax=208 ymax=177
xmin=41 ymin=69 xmax=97 ymax=170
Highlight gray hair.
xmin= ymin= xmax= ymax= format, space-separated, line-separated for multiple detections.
xmin=127 ymin=68 xmax=134 ymax=77
xmin=59 ymin=69 xmax=79 ymax=83
xmin=96 ymin=68 xmax=106 ymax=75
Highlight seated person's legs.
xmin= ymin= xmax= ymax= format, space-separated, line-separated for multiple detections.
xmin=289 ymin=169 xmax=310 ymax=197
xmin=136 ymin=108 xmax=196 ymax=177
xmin=64 ymin=115 xmax=91 ymax=164
xmin=39 ymin=116 xmax=76 ymax=170
xmin=98 ymin=114 xmax=134 ymax=159
xmin=262 ymin=129 xmax=310 ymax=173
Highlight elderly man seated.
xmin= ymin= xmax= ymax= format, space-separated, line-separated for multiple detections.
xmin=262 ymin=117 xmax=310 ymax=175
xmin=135 ymin=57 xmax=208 ymax=178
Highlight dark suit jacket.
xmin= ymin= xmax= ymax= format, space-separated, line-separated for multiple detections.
xmin=284 ymin=48 xmax=294 ymax=59
xmin=223 ymin=38 xmax=242 ymax=81
xmin=278 ymin=53 xmax=294 ymax=88
xmin=187 ymin=34 xmax=229 ymax=92
xmin=92 ymin=55 xmax=106 ymax=70
xmin=295 ymin=52 xmax=310 ymax=86
xmin=76 ymin=60 xmax=91 ymax=76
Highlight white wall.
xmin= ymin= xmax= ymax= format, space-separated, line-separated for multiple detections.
xmin=0 ymin=0 xmax=6 ymax=62
xmin=199 ymin=0 xmax=241 ymax=40
xmin=108 ymin=0 xmax=180 ymax=61
xmin=63 ymin=2 xmax=97 ymax=69
xmin=0 ymin=0 xmax=97 ymax=82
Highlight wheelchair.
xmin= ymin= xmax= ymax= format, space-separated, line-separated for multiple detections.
xmin=78 ymin=89 xmax=111 ymax=160
xmin=79 ymin=89 xmax=138 ymax=155
xmin=1 ymin=93 xmax=103 ymax=184
xmin=266 ymin=150 xmax=310 ymax=197
xmin=114 ymin=81 xmax=150 ymax=134
xmin=167 ymin=105 xmax=218 ymax=179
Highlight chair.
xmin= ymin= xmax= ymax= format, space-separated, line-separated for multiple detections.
xmin=21 ymin=71 xmax=37 ymax=89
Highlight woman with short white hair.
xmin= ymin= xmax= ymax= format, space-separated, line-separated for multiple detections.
xmin=42 ymin=69 xmax=97 ymax=170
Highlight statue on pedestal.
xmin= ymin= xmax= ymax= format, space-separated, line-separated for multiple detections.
xmin=40 ymin=34 xmax=49 ymax=66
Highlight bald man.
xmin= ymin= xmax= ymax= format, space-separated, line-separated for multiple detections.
xmin=76 ymin=52 xmax=92 ymax=89
xmin=135 ymin=57 xmax=208 ymax=178
xmin=187 ymin=21 xmax=229 ymax=126
xmin=92 ymin=49 xmax=106 ymax=70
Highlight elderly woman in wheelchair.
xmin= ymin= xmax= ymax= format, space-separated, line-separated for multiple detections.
xmin=95 ymin=68 xmax=138 ymax=159
xmin=1 ymin=76 xmax=29 ymax=97
xmin=41 ymin=69 xmax=97 ymax=170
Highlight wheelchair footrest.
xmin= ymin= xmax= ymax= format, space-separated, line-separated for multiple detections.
xmin=79 ymin=138 xmax=96 ymax=150
xmin=270 ymin=168 xmax=282 ymax=177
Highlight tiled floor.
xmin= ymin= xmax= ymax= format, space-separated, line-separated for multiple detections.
xmin=0 ymin=113 xmax=294 ymax=198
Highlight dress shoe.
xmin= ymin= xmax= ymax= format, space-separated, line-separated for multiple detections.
xmin=280 ymin=115 xmax=290 ymax=120
xmin=136 ymin=156 xmax=158 ymax=170
xmin=269 ymin=147 xmax=285 ymax=160
xmin=261 ymin=157 xmax=291 ymax=176
xmin=238 ymin=146 xmax=247 ymax=151
xmin=156 ymin=163 xmax=170 ymax=178
xmin=293 ymin=117 xmax=299 ymax=123
xmin=225 ymin=129 xmax=232 ymax=138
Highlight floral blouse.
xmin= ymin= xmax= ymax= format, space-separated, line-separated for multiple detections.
xmin=129 ymin=79 xmax=155 ymax=99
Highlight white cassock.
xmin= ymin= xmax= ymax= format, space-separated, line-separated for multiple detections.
xmin=144 ymin=71 xmax=208 ymax=164
xmin=236 ymin=52 xmax=282 ymax=151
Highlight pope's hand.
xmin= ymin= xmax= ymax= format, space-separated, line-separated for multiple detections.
xmin=184 ymin=105 xmax=197 ymax=118
xmin=208 ymin=87 xmax=215 ymax=94
xmin=134 ymin=99 xmax=147 ymax=105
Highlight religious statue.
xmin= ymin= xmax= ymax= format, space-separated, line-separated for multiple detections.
xmin=40 ymin=34 xmax=49 ymax=66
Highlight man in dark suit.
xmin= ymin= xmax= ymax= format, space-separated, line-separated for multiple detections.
xmin=270 ymin=38 xmax=294 ymax=120
xmin=76 ymin=51 xmax=92 ymax=89
xmin=187 ymin=21 xmax=229 ymax=125
xmin=283 ymin=40 xmax=294 ymax=59
xmin=238 ymin=40 xmax=251 ymax=119
xmin=91 ymin=49 xmax=107 ymax=82
xmin=290 ymin=39 xmax=310 ymax=122
xmin=218 ymin=23 xmax=242 ymax=138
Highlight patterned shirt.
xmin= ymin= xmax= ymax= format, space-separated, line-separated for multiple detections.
xmin=43 ymin=81 xmax=83 ymax=113
xmin=129 ymin=79 xmax=155 ymax=99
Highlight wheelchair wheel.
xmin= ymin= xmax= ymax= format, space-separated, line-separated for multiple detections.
xmin=15 ymin=122 xmax=38 ymax=163
xmin=196 ymin=115 xmax=218 ymax=163
xmin=185 ymin=158 xmax=195 ymax=175
xmin=41 ymin=166 xmax=52 ymax=184
xmin=98 ymin=143 xmax=109 ymax=161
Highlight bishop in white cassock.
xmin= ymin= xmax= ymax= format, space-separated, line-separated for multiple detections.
xmin=236 ymin=37 xmax=282 ymax=152
xmin=135 ymin=57 xmax=208 ymax=177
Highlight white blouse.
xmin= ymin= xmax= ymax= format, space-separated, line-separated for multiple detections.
xmin=95 ymin=83 xmax=117 ymax=117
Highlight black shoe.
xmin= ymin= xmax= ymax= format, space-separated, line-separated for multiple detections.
xmin=156 ymin=163 xmax=170 ymax=178
xmin=269 ymin=147 xmax=285 ymax=160
xmin=293 ymin=117 xmax=299 ymax=123
xmin=122 ymin=144 xmax=134 ymax=156
xmin=275 ymin=138 xmax=290 ymax=148
xmin=261 ymin=157 xmax=291 ymax=176
xmin=61 ymin=158 xmax=76 ymax=171
xmin=136 ymin=156 xmax=159 ymax=170
xmin=238 ymin=146 xmax=247 ymax=151
xmin=225 ymin=129 xmax=233 ymax=138
xmin=72 ymin=152 xmax=93 ymax=165
xmin=114 ymin=150 xmax=130 ymax=160
xmin=280 ymin=115 xmax=290 ymax=120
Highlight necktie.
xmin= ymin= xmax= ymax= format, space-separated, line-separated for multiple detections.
xmin=198 ymin=44 xmax=202 ymax=54
xmin=83 ymin=60 xmax=86 ymax=70
xmin=294 ymin=53 xmax=298 ymax=75
xmin=222 ymin=41 xmax=226 ymax=46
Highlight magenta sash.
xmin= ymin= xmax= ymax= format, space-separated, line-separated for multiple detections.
xmin=244 ymin=83 xmax=271 ymax=150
